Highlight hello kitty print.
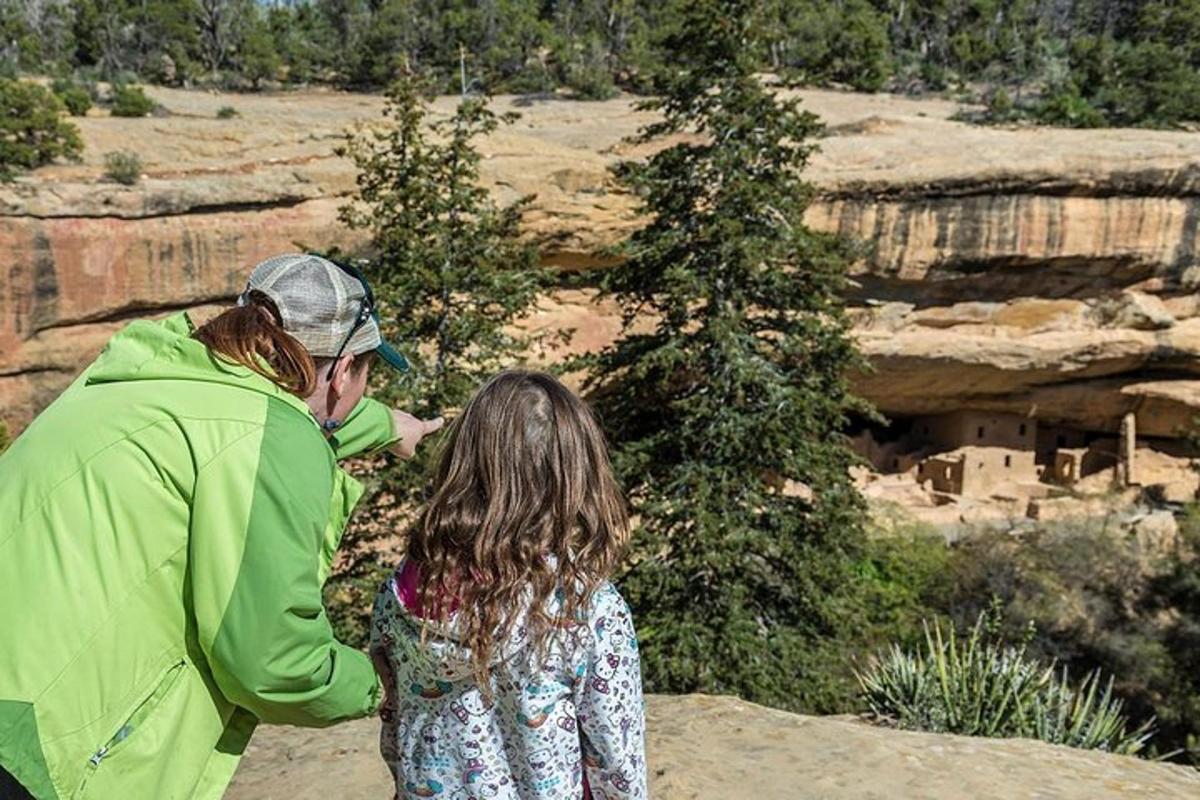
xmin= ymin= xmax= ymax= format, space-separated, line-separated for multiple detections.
xmin=370 ymin=569 xmax=647 ymax=800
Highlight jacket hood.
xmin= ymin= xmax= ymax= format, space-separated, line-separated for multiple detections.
xmin=389 ymin=558 xmax=552 ymax=684
xmin=85 ymin=312 xmax=315 ymax=422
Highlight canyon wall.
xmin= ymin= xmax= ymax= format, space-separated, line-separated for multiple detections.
xmin=4 ymin=86 xmax=1200 ymax=442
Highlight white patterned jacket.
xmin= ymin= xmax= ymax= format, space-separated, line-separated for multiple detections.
xmin=369 ymin=560 xmax=647 ymax=800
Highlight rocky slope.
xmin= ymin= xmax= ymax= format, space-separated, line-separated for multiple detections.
xmin=4 ymin=85 xmax=1200 ymax=443
xmin=226 ymin=694 xmax=1200 ymax=800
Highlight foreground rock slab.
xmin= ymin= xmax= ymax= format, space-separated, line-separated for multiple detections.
xmin=227 ymin=694 xmax=1199 ymax=800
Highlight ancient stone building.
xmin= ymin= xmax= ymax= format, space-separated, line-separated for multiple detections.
xmin=853 ymin=407 xmax=1195 ymax=505
xmin=917 ymin=445 xmax=1036 ymax=496
xmin=909 ymin=412 xmax=1039 ymax=497
xmin=913 ymin=411 xmax=1037 ymax=452
xmin=1051 ymin=444 xmax=1117 ymax=486
xmin=1036 ymin=426 xmax=1087 ymax=465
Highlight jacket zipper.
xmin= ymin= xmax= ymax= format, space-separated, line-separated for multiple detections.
xmin=76 ymin=659 xmax=186 ymax=792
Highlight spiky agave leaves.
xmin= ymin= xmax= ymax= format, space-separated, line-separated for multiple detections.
xmin=856 ymin=612 xmax=1155 ymax=756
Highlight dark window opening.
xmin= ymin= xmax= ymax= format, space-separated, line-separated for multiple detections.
xmin=1019 ymin=424 xmax=1027 ymax=436
xmin=977 ymin=426 xmax=985 ymax=439
xmin=1004 ymin=455 xmax=1012 ymax=467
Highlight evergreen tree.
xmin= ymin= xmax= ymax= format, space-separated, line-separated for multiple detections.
xmin=335 ymin=0 xmax=414 ymax=89
xmin=329 ymin=74 xmax=553 ymax=643
xmin=236 ymin=13 xmax=282 ymax=88
xmin=0 ymin=79 xmax=83 ymax=180
xmin=762 ymin=0 xmax=891 ymax=91
xmin=585 ymin=0 xmax=872 ymax=711
xmin=265 ymin=2 xmax=326 ymax=83
xmin=196 ymin=0 xmax=264 ymax=82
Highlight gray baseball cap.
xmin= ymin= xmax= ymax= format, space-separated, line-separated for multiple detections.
xmin=238 ymin=253 xmax=408 ymax=372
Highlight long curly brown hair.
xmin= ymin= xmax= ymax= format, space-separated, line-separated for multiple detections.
xmin=406 ymin=369 xmax=629 ymax=684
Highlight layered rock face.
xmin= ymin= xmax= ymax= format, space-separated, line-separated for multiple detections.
xmin=226 ymin=694 xmax=1200 ymax=799
xmin=805 ymin=106 xmax=1200 ymax=442
xmin=4 ymin=86 xmax=1200 ymax=450
xmin=0 ymin=203 xmax=353 ymax=417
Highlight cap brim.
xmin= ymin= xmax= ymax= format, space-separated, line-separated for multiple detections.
xmin=375 ymin=340 xmax=409 ymax=372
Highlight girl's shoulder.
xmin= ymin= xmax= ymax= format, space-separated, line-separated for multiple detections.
xmin=372 ymin=557 xmax=428 ymax=617
xmin=587 ymin=581 xmax=628 ymax=614
xmin=370 ymin=564 xmax=634 ymax=635
xmin=581 ymin=581 xmax=636 ymax=637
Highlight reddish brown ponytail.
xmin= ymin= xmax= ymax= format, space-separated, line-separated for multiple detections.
xmin=192 ymin=291 xmax=317 ymax=397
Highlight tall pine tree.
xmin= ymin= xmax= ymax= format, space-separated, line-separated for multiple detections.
xmin=328 ymin=74 xmax=552 ymax=644
xmin=586 ymin=0 xmax=871 ymax=711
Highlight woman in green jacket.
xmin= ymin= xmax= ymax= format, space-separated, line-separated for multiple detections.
xmin=0 ymin=254 xmax=442 ymax=800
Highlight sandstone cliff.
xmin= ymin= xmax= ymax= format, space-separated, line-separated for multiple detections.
xmin=4 ymin=86 xmax=1200 ymax=446
xmin=226 ymin=694 xmax=1200 ymax=799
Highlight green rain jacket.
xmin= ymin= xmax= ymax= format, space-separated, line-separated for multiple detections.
xmin=0 ymin=313 xmax=398 ymax=799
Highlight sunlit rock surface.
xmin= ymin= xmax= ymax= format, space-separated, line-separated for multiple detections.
xmin=226 ymin=694 xmax=1200 ymax=800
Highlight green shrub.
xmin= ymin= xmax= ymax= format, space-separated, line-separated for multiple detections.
xmin=834 ymin=5 xmax=891 ymax=91
xmin=857 ymin=610 xmax=1155 ymax=755
xmin=109 ymin=85 xmax=156 ymax=118
xmin=566 ymin=64 xmax=616 ymax=100
xmin=855 ymin=523 xmax=954 ymax=646
xmin=782 ymin=527 xmax=955 ymax=713
xmin=103 ymin=150 xmax=142 ymax=185
xmin=504 ymin=62 xmax=557 ymax=95
xmin=239 ymin=21 xmax=282 ymax=89
xmin=51 ymin=80 xmax=93 ymax=116
xmin=942 ymin=517 xmax=1200 ymax=764
xmin=1030 ymin=35 xmax=1200 ymax=128
xmin=1099 ymin=41 xmax=1200 ymax=127
xmin=0 ymin=79 xmax=83 ymax=180
xmin=766 ymin=0 xmax=890 ymax=92
xmin=986 ymin=86 xmax=1015 ymax=121
xmin=1035 ymin=87 xmax=1107 ymax=127
xmin=216 ymin=105 xmax=239 ymax=119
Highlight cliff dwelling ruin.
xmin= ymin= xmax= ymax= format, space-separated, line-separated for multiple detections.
xmin=851 ymin=409 xmax=1198 ymax=525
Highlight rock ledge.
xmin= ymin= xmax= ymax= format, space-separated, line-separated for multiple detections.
xmin=227 ymin=693 xmax=1200 ymax=799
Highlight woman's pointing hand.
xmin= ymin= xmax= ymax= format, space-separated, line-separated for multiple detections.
xmin=389 ymin=410 xmax=445 ymax=459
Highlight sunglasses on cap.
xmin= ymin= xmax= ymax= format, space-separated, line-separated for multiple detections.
xmin=313 ymin=254 xmax=409 ymax=380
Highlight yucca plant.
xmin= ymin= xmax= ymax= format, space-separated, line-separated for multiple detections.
xmin=856 ymin=612 xmax=1155 ymax=756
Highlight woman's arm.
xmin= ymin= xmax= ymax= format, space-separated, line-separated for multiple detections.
xmin=189 ymin=408 xmax=382 ymax=726
xmin=331 ymin=397 xmax=399 ymax=459
xmin=332 ymin=398 xmax=443 ymax=461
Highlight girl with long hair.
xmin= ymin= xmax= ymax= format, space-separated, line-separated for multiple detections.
xmin=370 ymin=370 xmax=647 ymax=800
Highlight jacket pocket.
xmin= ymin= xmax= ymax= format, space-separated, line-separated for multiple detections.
xmin=72 ymin=658 xmax=186 ymax=799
